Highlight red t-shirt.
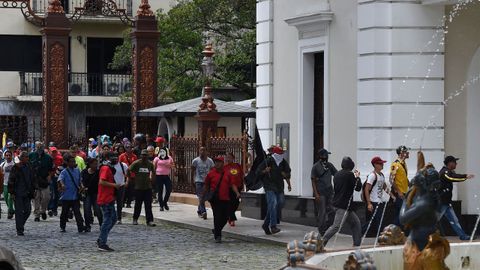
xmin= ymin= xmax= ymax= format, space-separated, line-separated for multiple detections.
xmin=224 ymin=163 xmax=244 ymax=189
xmin=78 ymin=150 xmax=87 ymax=161
xmin=119 ymin=152 xmax=138 ymax=177
xmin=97 ymin=165 xmax=115 ymax=205
xmin=204 ymin=168 xmax=233 ymax=201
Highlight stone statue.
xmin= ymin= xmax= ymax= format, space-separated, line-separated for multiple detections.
xmin=399 ymin=167 xmax=450 ymax=270
xmin=378 ymin=224 xmax=406 ymax=246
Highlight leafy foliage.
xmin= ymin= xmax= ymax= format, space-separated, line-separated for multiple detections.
xmin=110 ymin=0 xmax=256 ymax=102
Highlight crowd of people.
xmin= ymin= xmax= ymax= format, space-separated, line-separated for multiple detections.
xmin=0 ymin=133 xmax=476 ymax=250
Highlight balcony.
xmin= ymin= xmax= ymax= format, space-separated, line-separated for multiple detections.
xmin=31 ymin=0 xmax=133 ymax=17
xmin=19 ymin=72 xmax=132 ymax=100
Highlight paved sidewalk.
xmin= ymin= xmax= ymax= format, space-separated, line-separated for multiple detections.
xmin=122 ymin=202 xmax=377 ymax=250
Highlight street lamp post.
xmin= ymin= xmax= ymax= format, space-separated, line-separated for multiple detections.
xmin=196 ymin=43 xmax=220 ymax=147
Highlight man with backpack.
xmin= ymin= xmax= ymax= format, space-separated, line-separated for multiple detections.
xmin=362 ymin=156 xmax=391 ymax=236
xmin=257 ymin=146 xmax=291 ymax=235
xmin=311 ymin=148 xmax=337 ymax=235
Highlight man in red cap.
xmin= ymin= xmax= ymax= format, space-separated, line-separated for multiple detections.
xmin=154 ymin=136 xmax=167 ymax=157
xmin=362 ymin=156 xmax=391 ymax=236
xmin=257 ymin=146 xmax=291 ymax=235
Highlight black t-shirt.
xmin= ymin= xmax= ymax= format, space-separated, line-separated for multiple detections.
xmin=332 ymin=169 xmax=362 ymax=210
xmin=311 ymin=161 xmax=337 ymax=194
xmin=81 ymin=168 xmax=100 ymax=196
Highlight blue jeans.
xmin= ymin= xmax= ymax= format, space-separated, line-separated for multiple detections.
xmin=440 ymin=204 xmax=467 ymax=239
xmin=98 ymin=202 xmax=117 ymax=246
xmin=48 ymin=177 xmax=59 ymax=212
xmin=84 ymin=194 xmax=103 ymax=228
xmin=195 ymin=182 xmax=206 ymax=214
xmin=263 ymin=191 xmax=285 ymax=228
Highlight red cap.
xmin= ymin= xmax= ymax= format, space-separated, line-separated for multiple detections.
xmin=272 ymin=146 xmax=284 ymax=155
xmin=213 ymin=156 xmax=225 ymax=162
xmin=49 ymin=147 xmax=58 ymax=152
xmin=371 ymin=156 xmax=387 ymax=165
xmin=155 ymin=137 xmax=165 ymax=143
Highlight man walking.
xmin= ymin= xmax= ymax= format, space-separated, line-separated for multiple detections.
xmin=97 ymin=152 xmax=122 ymax=251
xmin=29 ymin=141 xmax=53 ymax=222
xmin=439 ymin=155 xmax=475 ymax=240
xmin=311 ymin=148 xmax=337 ymax=235
xmin=390 ymin=145 xmax=409 ymax=227
xmin=191 ymin=147 xmax=214 ymax=219
xmin=257 ymin=146 xmax=292 ymax=235
xmin=362 ymin=156 xmax=390 ymax=236
xmin=111 ymin=153 xmax=128 ymax=224
xmin=1 ymin=150 xmax=15 ymax=219
xmin=129 ymin=149 xmax=156 ymax=227
xmin=8 ymin=151 xmax=35 ymax=236
xmin=119 ymin=143 xmax=137 ymax=208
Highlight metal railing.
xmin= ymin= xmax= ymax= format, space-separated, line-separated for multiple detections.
xmin=31 ymin=0 xmax=133 ymax=16
xmin=20 ymin=72 xmax=132 ymax=96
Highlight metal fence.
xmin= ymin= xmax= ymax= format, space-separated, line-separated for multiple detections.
xmin=30 ymin=0 xmax=133 ymax=16
xmin=170 ymin=135 xmax=249 ymax=194
xmin=20 ymin=72 xmax=132 ymax=96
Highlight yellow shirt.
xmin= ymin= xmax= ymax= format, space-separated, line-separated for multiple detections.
xmin=390 ymin=160 xmax=409 ymax=194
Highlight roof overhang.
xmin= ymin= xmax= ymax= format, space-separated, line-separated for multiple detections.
xmin=136 ymin=111 xmax=256 ymax=118
xmin=285 ymin=11 xmax=333 ymax=39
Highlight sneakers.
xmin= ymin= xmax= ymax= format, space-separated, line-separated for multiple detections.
xmin=159 ymin=207 xmax=164 ymax=212
xmin=215 ymin=236 xmax=222 ymax=243
xmin=17 ymin=231 xmax=24 ymax=236
xmin=117 ymin=220 xmax=122 ymax=225
xmin=262 ymin=224 xmax=272 ymax=235
xmin=98 ymin=244 xmax=114 ymax=252
xmin=147 ymin=222 xmax=156 ymax=227
xmin=133 ymin=220 xmax=138 ymax=225
xmin=164 ymin=204 xmax=169 ymax=211
xmin=228 ymin=220 xmax=235 ymax=227
xmin=60 ymin=228 xmax=66 ymax=233
xmin=48 ymin=210 xmax=54 ymax=217
xmin=201 ymin=212 xmax=207 ymax=220
xmin=41 ymin=213 xmax=47 ymax=220
xmin=7 ymin=212 xmax=14 ymax=219
xmin=270 ymin=226 xmax=281 ymax=234
xmin=34 ymin=217 xmax=40 ymax=222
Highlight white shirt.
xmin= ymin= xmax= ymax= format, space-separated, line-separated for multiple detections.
xmin=367 ymin=172 xmax=386 ymax=203
xmin=1 ymin=160 xmax=15 ymax=186
xmin=113 ymin=162 xmax=128 ymax=185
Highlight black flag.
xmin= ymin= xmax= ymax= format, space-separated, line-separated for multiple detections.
xmin=245 ymin=127 xmax=266 ymax=191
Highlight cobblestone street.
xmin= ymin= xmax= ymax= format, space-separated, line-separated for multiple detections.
xmin=0 ymin=203 xmax=285 ymax=270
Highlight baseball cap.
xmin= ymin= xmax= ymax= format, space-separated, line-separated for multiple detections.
xmin=371 ymin=156 xmax=387 ymax=165
xmin=6 ymin=141 xmax=14 ymax=148
xmin=318 ymin=148 xmax=331 ymax=158
xmin=88 ymin=138 xmax=95 ymax=142
xmin=272 ymin=146 xmax=284 ymax=155
xmin=213 ymin=156 xmax=225 ymax=162
xmin=155 ymin=137 xmax=165 ymax=143
xmin=141 ymin=149 xmax=148 ymax=156
xmin=49 ymin=146 xmax=58 ymax=152
xmin=444 ymin=156 xmax=459 ymax=165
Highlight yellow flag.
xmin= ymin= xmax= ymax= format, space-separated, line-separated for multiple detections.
xmin=2 ymin=132 xmax=6 ymax=148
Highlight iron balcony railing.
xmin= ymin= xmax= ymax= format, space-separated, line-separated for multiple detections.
xmin=31 ymin=0 xmax=133 ymax=16
xmin=20 ymin=72 xmax=132 ymax=97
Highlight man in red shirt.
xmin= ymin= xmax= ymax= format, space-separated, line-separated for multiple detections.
xmin=204 ymin=156 xmax=241 ymax=243
xmin=119 ymin=143 xmax=137 ymax=208
xmin=97 ymin=152 xmax=122 ymax=252
xmin=224 ymin=153 xmax=244 ymax=227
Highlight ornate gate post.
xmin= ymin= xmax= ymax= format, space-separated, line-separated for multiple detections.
xmin=131 ymin=0 xmax=159 ymax=137
xmin=41 ymin=0 xmax=71 ymax=148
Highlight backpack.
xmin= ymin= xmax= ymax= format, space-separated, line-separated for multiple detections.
xmin=361 ymin=172 xmax=378 ymax=202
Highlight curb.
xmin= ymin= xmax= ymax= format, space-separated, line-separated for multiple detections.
xmin=122 ymin=211 xmax=286 ymax=247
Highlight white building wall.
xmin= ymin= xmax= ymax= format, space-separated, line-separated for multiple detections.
xmin=356 ymin=1 xmax=445 ymax=178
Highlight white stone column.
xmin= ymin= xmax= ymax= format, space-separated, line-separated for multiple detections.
xmin=256 ymin=0 xmax=273 ymax=148
xmin=357 ymin=1 xmax=445 ymax=177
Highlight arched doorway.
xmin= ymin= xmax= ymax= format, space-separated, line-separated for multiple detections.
xmin=157 ymin=117 xmax=171 ymax=141
xmin=465 ymin=46 xmax=480 ymax=214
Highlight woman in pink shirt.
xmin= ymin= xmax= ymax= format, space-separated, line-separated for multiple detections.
xmin=153 ymin=147 xmax=174 ymax=211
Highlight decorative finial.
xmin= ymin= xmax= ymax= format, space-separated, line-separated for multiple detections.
xmin=47 ymin=0 xmax=65 ymax=14
xmin=137 ymin=0 xmax=154 ymax=16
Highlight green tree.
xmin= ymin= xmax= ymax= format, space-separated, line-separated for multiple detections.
xmin=111 ymin=0 xmax=256 ymax=102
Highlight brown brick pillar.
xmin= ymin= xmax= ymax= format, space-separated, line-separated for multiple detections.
xmin=41 ymin=1 xmax=71 ymax=148
xmin=131 ymin=0 xmax=159 ymax=137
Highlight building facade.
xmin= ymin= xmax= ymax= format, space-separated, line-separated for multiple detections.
xmin=256 ymin=0 xmax=480 ymax=216
xmin=0 ymin=0 xmax=170 ymax=143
